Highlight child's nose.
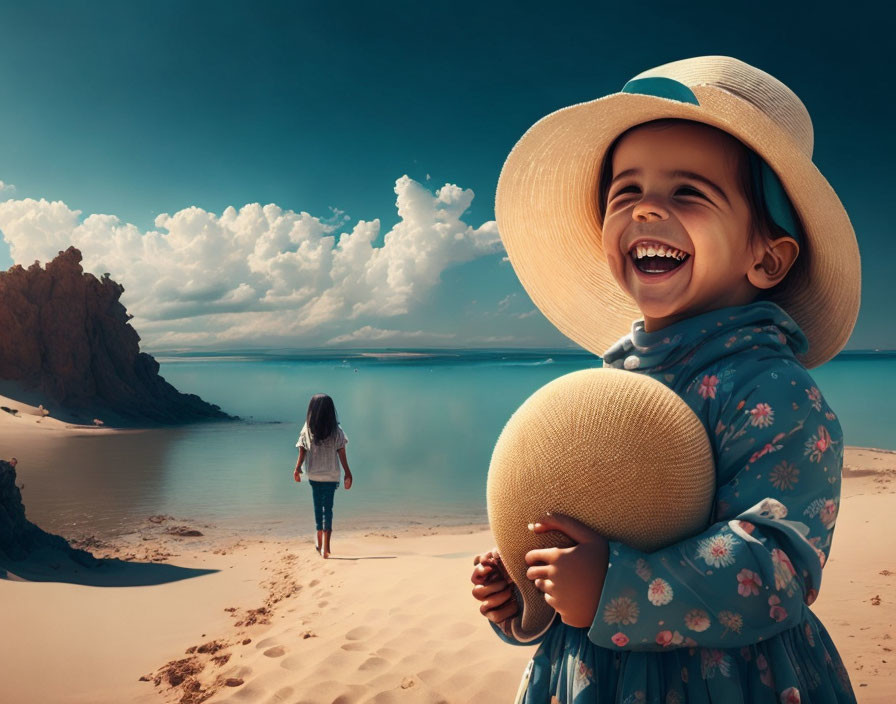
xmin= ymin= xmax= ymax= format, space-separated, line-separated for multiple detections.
xmin=632 ymin=194 xmax=670 ymax=223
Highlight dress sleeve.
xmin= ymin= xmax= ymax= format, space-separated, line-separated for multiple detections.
xmin=337 ymin=426 xmax=348 ymax=450
xmin=488 ymin=617 xmax=551 ymax=647
xmin=588 ymin=361 xmax=843 ymax=652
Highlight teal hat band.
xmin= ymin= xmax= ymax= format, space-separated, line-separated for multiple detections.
xmin=621 ymin=76 xmax=801 ymax=244
xmin=747 ymin=152 xmax=801 ymax=244
xmin=621 ymin=77 xmax=700 ymax=105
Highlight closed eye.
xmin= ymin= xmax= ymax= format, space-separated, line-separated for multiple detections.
xmin=607 ymin=184 xmax=712 ymax=206
xmin=677 ymin=186 xmax=707 ymax=198
xmin=609 ymin=185 xmax=639 ymax=200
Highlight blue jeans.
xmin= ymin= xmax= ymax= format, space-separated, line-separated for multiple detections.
xmin=309 ymin=480 xmax=338 ymax=531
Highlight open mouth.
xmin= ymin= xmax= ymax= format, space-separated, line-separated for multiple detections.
xmin=629 ymin=242 xmax=690 ymax=275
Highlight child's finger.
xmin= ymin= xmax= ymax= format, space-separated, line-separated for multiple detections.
xmin=473 ymin=550 xmax=498 ymax=566
xmin=483 ymin=585 xmax=516 ymax=611
xmin=472 ymin=579 xmax=508 ymax=602
xmin=529 ymin=513 xmax=601 ymax=544
xmin=485 ymin=597 xmax=519 ymax=623
xmin=533 ymin=578 xmax=555 ymax=595
xmin=471 ymin=562 xmax=496 ymax=585
xmin=471 ymin=561 xmax=491 ymax=580
xmin=525 ymin=564 xmax=554 ymax=581
xmin=478 ymin=548 xmax=500 ymax=563
xmin=525 ymin=546 xmax=560 ymax=566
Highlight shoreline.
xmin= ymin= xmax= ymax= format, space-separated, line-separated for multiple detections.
xmin=19 ymin=443 xmax=895 ymax=549
xmin=0 ymin=391 xmax=137 ymax=436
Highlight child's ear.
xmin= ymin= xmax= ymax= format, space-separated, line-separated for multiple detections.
xmin=747 ymin=236 xmax=800 ymax=289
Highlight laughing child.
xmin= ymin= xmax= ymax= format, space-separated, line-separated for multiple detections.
xmin=471 ymin=56 xmax=859 ymax=703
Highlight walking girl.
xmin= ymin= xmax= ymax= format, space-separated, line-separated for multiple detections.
xmin=293 ymin=393 xmax=353 ymax=558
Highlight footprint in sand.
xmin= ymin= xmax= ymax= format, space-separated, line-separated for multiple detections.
xmin=279 ymin=655 xmax=303 ymax=671
xmin=341 ymin=642 xmax=367 ymax=651
xmin=228 ymin=665 xmax=253 ymax=679
xmin=318 ymin=600 xmax=329 ymax=608
xmin=345 ymin=625 xmax=374 ymax=641
xmin=358 ymin=655 xmax=389 ymax=671
xmin=416 ymin=667 xmax=444 ymax=686
xmin=309 ymin=579 xmax=320 ymax=587
xmin=263 ymin=645 xmax=287 ymax=658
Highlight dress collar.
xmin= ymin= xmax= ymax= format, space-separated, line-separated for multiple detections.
xmin=601 ymin=301 xmax=809 ymax=375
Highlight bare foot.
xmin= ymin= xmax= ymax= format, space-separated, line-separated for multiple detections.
xmin=322 ymin=549 xmax=330 ymax=559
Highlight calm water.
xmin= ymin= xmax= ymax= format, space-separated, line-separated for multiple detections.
xmin=9 ymin=350 xmax=896 ymax=539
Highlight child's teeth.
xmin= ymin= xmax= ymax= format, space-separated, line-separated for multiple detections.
xmin=631 ymin=243 xmax=689 ymax=260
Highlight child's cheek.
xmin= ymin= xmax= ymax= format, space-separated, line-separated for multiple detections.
xmin=601 ymin=221 xmax=627 ymax=283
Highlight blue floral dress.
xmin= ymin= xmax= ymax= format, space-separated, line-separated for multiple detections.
xmin=491 ymin=301 xmax=857 ymax=704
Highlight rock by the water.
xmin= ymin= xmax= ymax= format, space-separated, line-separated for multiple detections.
xmin=0 ymin=247 xmax=236 ymax=426
xmin=0 ymin=459 xmax=99 ymax=565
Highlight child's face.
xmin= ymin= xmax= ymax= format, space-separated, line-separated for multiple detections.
xmin=601 ymin=121 xmax=764 ymax=331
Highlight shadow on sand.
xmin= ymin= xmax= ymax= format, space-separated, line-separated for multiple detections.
xmin=0 ymin=549 xmax=218 ymax=587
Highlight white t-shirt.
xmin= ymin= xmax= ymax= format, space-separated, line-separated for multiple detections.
xmin=296 ymin=422 xmax=348 ymax=482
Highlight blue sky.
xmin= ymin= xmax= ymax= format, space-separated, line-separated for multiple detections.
xmin=0 ymin=1 xmax=891 ymax=351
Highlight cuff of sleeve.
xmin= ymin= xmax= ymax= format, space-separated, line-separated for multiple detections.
xmin=489 ymin=618 xmax=550 ymax=647
xmin=588 ymin=539 xmax=636 ymax=649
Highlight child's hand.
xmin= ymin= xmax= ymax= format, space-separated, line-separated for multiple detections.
xmin=293 ymin=468 xmax=302 ymax=482
xmin=344 ymin=473 xmax=352 ymax=490
xmin=471 ymin=548 xmax=519 ymax=626
xmin=525 ymin=513 xmax=609 ymax=629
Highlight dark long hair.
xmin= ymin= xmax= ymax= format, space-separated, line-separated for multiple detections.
xmin=306 ymin=393 xmax=339 ymax=444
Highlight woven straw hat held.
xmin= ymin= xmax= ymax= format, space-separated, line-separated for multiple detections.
xmin=496 ymin=55 xmax=861 ymax=369
xmin=486 ymin=368 xmax=715 ymax=643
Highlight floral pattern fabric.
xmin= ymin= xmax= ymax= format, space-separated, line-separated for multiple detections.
xmin=490 ymin=302 xmax=857 ymax=703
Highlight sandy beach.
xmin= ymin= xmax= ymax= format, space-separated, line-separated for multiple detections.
xmin=0 ymin=391 xmax=130 ymax=437
xmin=1 ymin=399 xmax=894 ymax=703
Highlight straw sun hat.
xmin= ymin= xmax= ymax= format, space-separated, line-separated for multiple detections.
xmin=486 ymin=368 xmax=715 ymax=642
xmin=496 ymin=55 xmax=861 ymax=369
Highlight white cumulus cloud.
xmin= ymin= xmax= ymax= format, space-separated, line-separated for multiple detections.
xmin=0 ymin=176 xmax=502 ymax=348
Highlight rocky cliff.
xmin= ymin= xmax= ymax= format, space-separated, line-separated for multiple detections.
xmin=0 ymin=459 xmax=99 ymax=565
xmin=0 ymin=247 xmax=235 ymax=425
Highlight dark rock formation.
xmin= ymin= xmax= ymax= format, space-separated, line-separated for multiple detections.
xmin=0 ymin=247 xmax=235 ymax=425
xmin=0 ymin=459 xmax=99 ymax=565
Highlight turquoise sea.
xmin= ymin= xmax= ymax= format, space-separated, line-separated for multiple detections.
xmin=12 ymin=350 xmax=896 ymax=540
